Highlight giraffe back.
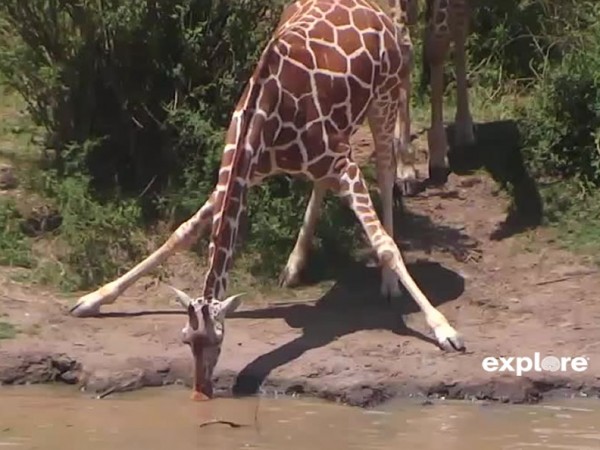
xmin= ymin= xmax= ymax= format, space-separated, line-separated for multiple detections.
xmin=248 ymin=0 xmax=412 ymax=181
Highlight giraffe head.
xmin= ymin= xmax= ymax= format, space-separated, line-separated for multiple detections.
xmin=169 ymin=286 xmax=244 ymax=401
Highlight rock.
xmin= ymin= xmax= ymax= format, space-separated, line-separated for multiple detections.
xmin=0 ymin=164 xmax=18 ymax=190
xmin=19 ymin=204 xmax=62 ymax=237
xmin=0 ymin=351 xmax=81 ymax=385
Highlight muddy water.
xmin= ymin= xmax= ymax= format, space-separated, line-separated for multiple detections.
xmin=1 ymin=386 xmax=599 ymax=449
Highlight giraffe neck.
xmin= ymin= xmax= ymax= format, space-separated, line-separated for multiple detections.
xmin=201 ymin=41 xmax=277 ymax=301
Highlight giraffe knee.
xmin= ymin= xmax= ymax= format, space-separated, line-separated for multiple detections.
xmin=379 ymin=249 xmax=395 ymax=264
xmin=375 ymin=240 xmax=400 ymax=267
xmin=169 ymin=220 xmax=199 ymax=251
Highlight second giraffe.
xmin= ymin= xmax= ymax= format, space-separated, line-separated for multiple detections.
xmin=397 ymin=0 xmax=475 ymax=196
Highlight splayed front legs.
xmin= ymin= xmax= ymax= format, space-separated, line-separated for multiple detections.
xmin=70 ymin=194 xmax=215 ymax=316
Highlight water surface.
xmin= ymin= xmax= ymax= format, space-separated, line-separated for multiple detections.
xmin=0 ymin=386 xmax=599 ymax=449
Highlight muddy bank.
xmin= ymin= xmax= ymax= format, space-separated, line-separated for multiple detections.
xmin=1 ymin=350 xmax=599 ymax=407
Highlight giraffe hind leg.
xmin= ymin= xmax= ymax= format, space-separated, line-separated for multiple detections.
xmin=424 ymin=4 xmax=452 ymax=186
xmin=279 ymin=185 xmax=326 ymax=288
xmin=332 ymin=152 xmax=464 ymax=351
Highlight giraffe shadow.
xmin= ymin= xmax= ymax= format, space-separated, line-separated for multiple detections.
xmin=391 ymin=119 xmax=543 ymax=241
xmin=445 ymin=119 xmax=544 ymax=240
xmin=229 ymin=258 xmax=464 ymax=396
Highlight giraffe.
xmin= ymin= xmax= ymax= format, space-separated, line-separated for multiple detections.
xmin=69 ymin=0 xmax=465 ymax=401
xmin=414 ymin=0 xmax=475 ymax=192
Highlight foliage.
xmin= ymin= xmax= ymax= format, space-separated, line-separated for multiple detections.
xmin=0 ymin=321 xmax=18 ymax=340
xmin=0 ymin=0 xmax=359 ymax=289
xmin=517 ymin=12 xmax=600 ymax=196
xmin=2 ymin=0 xmax=600 ymax=290
xmin=0 ymin=199 xmax=32 ymax=267
xmin=0 ymin=0 xmax=280 ymax=203
xmin=35 ymin=171 xmax=146 ymax=290
xmin=468 ymin=1 xmax=596 ymax=89
xmin=243 ymin=178 xmax=359 ymax=279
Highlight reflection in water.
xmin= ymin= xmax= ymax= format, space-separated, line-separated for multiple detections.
xmin=0 ymin=386 xmax=599 ymax=450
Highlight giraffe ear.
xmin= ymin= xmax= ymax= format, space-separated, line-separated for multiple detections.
xmin=219 ymin=293 xmax=244 ymax=317
xmin=167 ymin=285 xmax=193 ymax=308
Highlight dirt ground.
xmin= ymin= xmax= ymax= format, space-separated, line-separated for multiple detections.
xmin=1 ymin=123 xmax=600 ymax=407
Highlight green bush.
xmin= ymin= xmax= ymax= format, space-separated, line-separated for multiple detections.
xmin=514 ymin=8 xmax=600 ymax=257
xmin=36 ymin=171 xmax=146 ymax=290
xmin=0 ymin=0 xmax=281 ymax=201
xmin=243 ymin=178 xmax=359 ymax=279
xmin=0 ymin=199 xmax=32 ymax=268
xmin=0 ymin=0 xmax=360 ymax=288
xmin=468 ymin=0 xmax=597 ymax=90
xmin=518 ymin=20 xmax=600 ymax=193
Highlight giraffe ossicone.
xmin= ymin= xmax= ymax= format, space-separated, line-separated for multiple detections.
xmin=70 ymin=0 xmax=465 ymax=400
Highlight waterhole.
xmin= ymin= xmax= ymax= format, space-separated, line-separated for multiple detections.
xmin=0 ymin=386 xmax=599 ymax=449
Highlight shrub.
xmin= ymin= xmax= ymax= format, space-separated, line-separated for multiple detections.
xmin=34 ymin=171 xmax=146 ymax=290
xmin=0 ymin=0 xmax=281 ymax=204
xmin=468 ymin=0 xmax=597 ymax=90
xmin=0 ymin=199 xmax=32 ymax=268
xmin=518 ymin=18 xmax=600 ymax=193
xmin=0 ymin=0 xmax=360 ymax=288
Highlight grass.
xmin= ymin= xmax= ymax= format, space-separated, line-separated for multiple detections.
xmin=0 ymin=81 xmax=35 ymax=270
xmin=411 ymin=82 xmax=522 ymax=128
xmin=0 ymin=81 xmax=41 ymax=166
xmin=542 ymin=186 xmax=600 ymax=264
xmin=0 ymin=321 xmax=17 ymax=339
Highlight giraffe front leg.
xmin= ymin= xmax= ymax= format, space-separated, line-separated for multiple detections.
xmin=70 ymin=194 xmax=215 ymax=317
xmin=368 ymin=102 xmax=403 ymax=298
xmin=335 ymin=159 xmax=464 ymax=351
xmin=452 ymin=15 xmax=475 ymax=148
xmin=428 ymin=60 xmax=451 ymax=186
xmin=425 ymin=27 xmax=451 ymax=186
xmin=279 ymin=186 xmax=326 ymax=287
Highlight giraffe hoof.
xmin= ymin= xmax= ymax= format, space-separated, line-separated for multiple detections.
xmin=69 ymin=290 xmax=113 ymax=317
xmin=190 ymin=390 xmax=212 ymax=402
xmin=428 ymin=166 xmax=450 ymax=187
xmin=380 ymin=285 xmax=402 ymax=302
xmin=278 ymin=266 xmax=302 ymax=288
xmin=394 ymin=178 xmax=424 ymax=197
xmin=434 ymin=324 xmax=466 ymax=352
xmin=69 ymin=300 xmax=102 ymax=318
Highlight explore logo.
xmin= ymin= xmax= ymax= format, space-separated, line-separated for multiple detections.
xmin=481 ymin=353 xmax=590 ymax=377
